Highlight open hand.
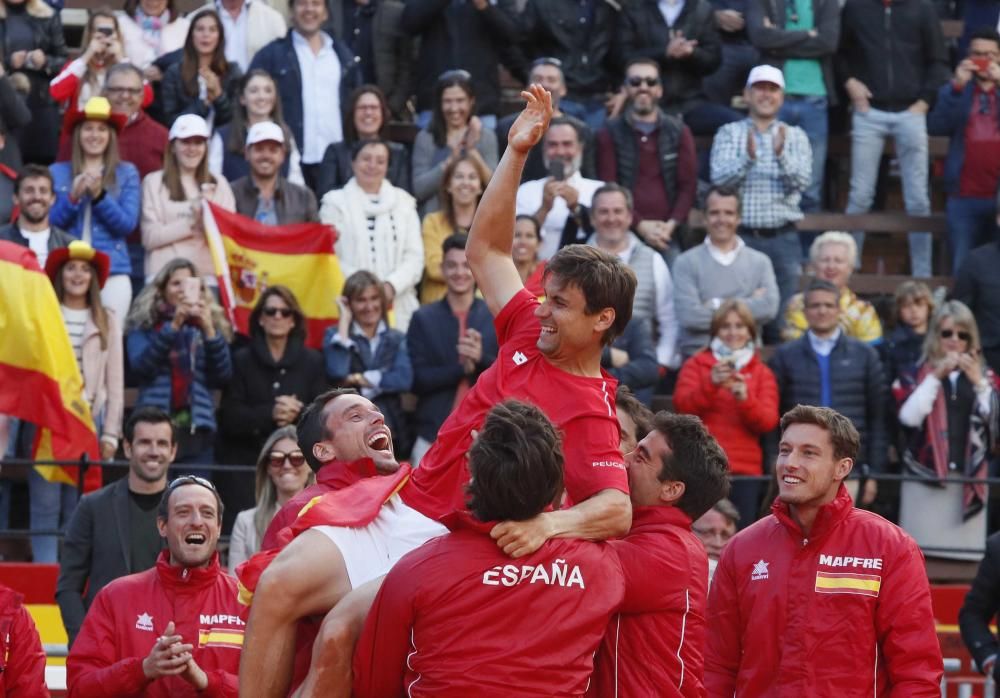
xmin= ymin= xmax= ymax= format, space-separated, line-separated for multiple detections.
xmin=507 ymin=84 xmax=553 ymax=155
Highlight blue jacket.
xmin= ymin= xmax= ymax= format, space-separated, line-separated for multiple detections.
xmin=406 ymin=298 xmax=498 ymax=443
xmin=49 ymin=161 xmax=140 ymax=275
xmin=927 ymin=80 xmax=998 ymax=195
xmin=248 ymin=31 xmax=362 ymax=162
xmin=126 ymin=324 xmax=232 ymax=433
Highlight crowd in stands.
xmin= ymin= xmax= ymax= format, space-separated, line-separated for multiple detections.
xmin=2 ymin=0 xmax=1000 ymax=686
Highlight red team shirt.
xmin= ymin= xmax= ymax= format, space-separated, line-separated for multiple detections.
xmin=399 ymin=288 xmax=628 ymax=521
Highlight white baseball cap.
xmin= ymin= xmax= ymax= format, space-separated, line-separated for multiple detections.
xmin=168 ymin=114 xmax=210 ymax=141
xmin=246 ymin=121 xmax=285 ymax=147
xmin=746 ymin=65 xmax=785 ymax=89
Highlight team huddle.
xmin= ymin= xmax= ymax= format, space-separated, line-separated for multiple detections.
xmin=66 ymin=86 xmax=945 ymax=697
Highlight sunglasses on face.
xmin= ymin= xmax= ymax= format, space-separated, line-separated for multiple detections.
xmin=941 ymin=329 xmax=972 ymax=341
xmin=268 ymin=451 xmax=307 ymax=469
xmin=263 ymin=307 xmax=293 ymax=318
xmin=626 ymin=76 xmax=660 ymax=88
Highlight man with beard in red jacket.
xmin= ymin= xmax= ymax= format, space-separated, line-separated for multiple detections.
xmin=67 ymin=477 xmax=242 ymax=697
xmin=706 ymin=405 xmax=943 ymax=695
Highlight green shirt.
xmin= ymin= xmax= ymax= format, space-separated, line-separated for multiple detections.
xmin=782 ymin=0 xmax=826 ymax=96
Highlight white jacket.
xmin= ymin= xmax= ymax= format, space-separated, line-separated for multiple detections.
xmin=116 ymin=11 xmax=189 ymax=69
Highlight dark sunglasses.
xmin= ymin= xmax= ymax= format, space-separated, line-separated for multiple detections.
xmin=263 ymin=307 xmax=293 ymax=318
xmin=626 ymin=76 xmax=660 ymax=88
xmin=941 ymin=329 xmax=972 ymax=341
xmin=268 ymin=450 xmax=307 ymax=469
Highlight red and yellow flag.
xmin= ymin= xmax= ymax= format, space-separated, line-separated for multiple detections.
xmin=0 ymin=241 xmax=100 ymax=490
xmin=203 ymin=202 xmax=344 ymax=348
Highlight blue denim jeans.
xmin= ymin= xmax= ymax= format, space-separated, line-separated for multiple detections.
xmin=740 ymin=229 xmax=803 ymax=307
xmin=945 ymin=195 xmax=999 ymax=274
xmin=846 ymin=108 xmax=932 ymax=277
xmin=28 ymin=467 xmax=78 ymax=563
xmin=780 ymin=95 xmax=828 ymax=213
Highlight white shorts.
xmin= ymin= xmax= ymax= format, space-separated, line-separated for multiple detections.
xmin=312 ymin=495 xmax=448 ymax=589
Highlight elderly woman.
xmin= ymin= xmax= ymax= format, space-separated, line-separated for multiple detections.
xmin=782 ymin=231 xmax=883 ymax=344
xmin=320 ymin=138 xmax=423 ymax=332
xmin=895 ymin=301 xmax=999 ymax=559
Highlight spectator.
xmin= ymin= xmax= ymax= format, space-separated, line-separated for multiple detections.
xmin=41 ymin=241 xmax=124 ymax=562
xmin=50 ymin=95 xmax=141 ymax=323
xmin=0 ymin=65 xmax=33 ymax=173
xmin=672 ymin=186 xmax=779 ymax=358
xmin=596 ymin=59 xmax=698 ymax=261
xmin=141 ymin=113 xmax=236 ymax=282
xmin=953 ymin=237 xmax=1000 ymax=373
xmin=214 ymin=0 xmax=285 ymax=73
xmin=615 ymin=384 xmax=654 ymax=455
xmin=693 ymin=498 xmax=739 ymax=580
xmin=882 ymin=280 xmax=935 ymax=389
xmin=57 ymin=407 xmax=175 ymax=647
xmin=618 ymin=0 xmax=741 ymax=136
xmin=0 ymin=582 xmax=48 ymax=695
xmin=161 ymin=8 xmax=242 ymax=129
xmin=710 ymin=65 xmax=811 ymax=312
xmin=1 ymin=0 xmax=67 ymax=164
xmin=401 ymin=0 xmax=521 ymax=129
xmin=928 ymin=27 xmax=1000 ymax=274
xmin=512 ymin=213 xmax=545 ymax=298
xmin=67 ymin=476 xmax=242 ymax=697
xmin=319 ymin=138 xmax=423 ymax=331
xmin=408 ymin=234 xmax=498 ymax=465
xmin=217 ymin=285 xmax=326 ymax=509
xmin=0 ymin=164 xmax=72 ymax=264
xmin=316 ymin=84 xmax=409 ymax=198
xmin=895 ymin=300 xmax=998 ymax=558
xmin=125 ymin=258 xmax=233 ymax=469
xmin=702 ymin=0 xmax=757 ymax=107
xmin=248 ymin=0 xmax=362 ymax=193
xmin=210 ymin=70 xmax=304 ymax=186
xmin=601 ymin=317 xmax=659 ymax=405
xmin=515 ymin=117 xmax=603 ymax=261
xmin=838 ymin=0 xmax=949 ymax=278
xmin=324 ymin=270 xmax=413 ymax=457
xmin=231 ymin=121 xmax=318 ymax=224
xmin=419 ymin=153 xmax=490 ymax=304
xmin=102 ymin=61 xmax=169 ymax=296
xmin=782 ymin=231 xmax=883 ymax=344
xmin=324 ymin=0 xmax=412 ymax=121
xmin=705 ymin=405 xmax=943 ymax=695
xmin=746 ymin=0 xmax=840 ymax=215
xmin=960 ymin=529 xmax=1000 ymax=682
xmin=495 ymin=57 xmax=596 ymax=182
xmin=116 ymin=0 xmax=189 ymax=77
xmin=587 ymin=183 xmax=678 ymax=370
xmin=411 ymin=71 xmax=497 ymax=215
xmin=353 ymin=400 xmax=627 ymax=697
xmin=517 ymin=2 xmax=621 ymax=130
xmin=769 ymin=279 xmax=887 ymax=505
xmin=674 ymin=299 xmax=779 ymax=524
xmin=228 ymin=425 xmax=314 ymax=574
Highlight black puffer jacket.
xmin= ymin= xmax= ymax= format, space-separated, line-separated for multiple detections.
xmin=617 ymin=0 xmax=722 ymax=114
xmin=769 ymin=333 xmax=888 ymax=472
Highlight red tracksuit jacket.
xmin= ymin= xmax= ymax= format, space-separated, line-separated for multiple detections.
xmin=67 ymin=551 xmax=242 ymax=697
xmin=705 ymin=485 xmax=943 ymax=696
xmin=0 ymin=584 xmax=48 ymax=697
xmin=352 ymin=512 xmax=626 ymax=697
xmin=588 ymin=506 xmax=708 ymax=698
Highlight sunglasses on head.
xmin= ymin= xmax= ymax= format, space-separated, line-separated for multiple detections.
xmin=626 ymin=76 xmax=660 ymax=88
xmin=941 ymin=329 xmax=972 ymax=341
xmin=165 ymin=474 xmax=217 ymax=496
xmin=263 ymin=307 xmax=293 ymax=318
xmin=268 ymin=450 xmax=307 ymax=469
xmin=531 ymin=56 xmax=563 ymax=70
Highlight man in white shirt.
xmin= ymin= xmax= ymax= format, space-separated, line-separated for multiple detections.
xmin=515 ymin=117 xmax=603 ymax=260
xmin=214 ymin=0 xmax=286 ymax=72
xmin=0 ymin=165 xmax=73 ymax=268
xmin=587 ymin=183 xmax=678 ymax=370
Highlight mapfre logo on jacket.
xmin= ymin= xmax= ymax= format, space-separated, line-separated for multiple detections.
xmin=198 ymin=613 xmax=246 ymax=649
xmin=815 ymin=554 xmax=883 ymax=598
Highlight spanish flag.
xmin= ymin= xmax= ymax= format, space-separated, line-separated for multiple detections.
xmin=0 ymin=242 xmax=100 ymax=490
xmin=202 ymin=202 xmax=344 ymax=349
xmin=815 ymin=571 xmax=881 ymax=598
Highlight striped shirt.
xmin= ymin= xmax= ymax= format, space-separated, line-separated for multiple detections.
xmin=61 ymin=305 xmax=89 ymax=371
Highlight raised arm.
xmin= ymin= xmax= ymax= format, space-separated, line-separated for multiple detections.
xmin=467 ymin=85 xmax=553 ymax=316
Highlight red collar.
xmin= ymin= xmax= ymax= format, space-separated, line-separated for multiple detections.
xmin=316 ymin=457 xmax=379 ymax=489
xmin=629 ymin=505 xmax=693 ymax=534
xmin=154 ymin=549 xmax=222 ymax=590
xmin=770 ymin=484 xmax=854 ymax=540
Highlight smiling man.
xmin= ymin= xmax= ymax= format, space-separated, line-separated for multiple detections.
xmin=231 ymin=121 xmax=318 ymax=225
xmin=705 ymin=405 xmax=942 ymax=695
xmin=67 ymin=476 xmax=243 ymax=697
xmin=0 ymin=165 xmax=73 ymax=268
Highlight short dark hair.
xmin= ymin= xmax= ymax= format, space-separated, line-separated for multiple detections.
xmin=545 ymin=116 xmax=582 ymax=144
xmin=157 ymin=475 xmax=224 ymax=521
xmin=350 ymin=137 xmax=390 ymax=162
xmin=296 ymin=388 xmax=361 ymax=471
xmin=15 ymin=165 xmax=54 ymax=194
xmin=970 ymin=26 xmax=1000 ymax=46
xmin=624 ymin=57 xmax=661 ymax=78
xmin=592 ymin=182 xmax=634 ymax=212
xmin=653 ymin=412 xmax=731 ymax=520
xmin=124 ymin=406 xmax=176 ymax=445
xmin=705 ymin=185 xmax=741 ymax=210
xmin=804 ymin=278 xmax=839 ymax=300
xmin=544 ymin=244 xmax=637 ymax=346
xmin=441 ymin=233 xmax=468 ymax=257
xmin=466 ymin=400 xmax=564 ymax=522
xmin=616 ymin=385 xmax=653 ymax=443
xmin=780 ymin=405 xmax=860 ymax=462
